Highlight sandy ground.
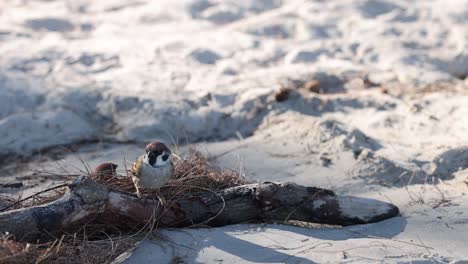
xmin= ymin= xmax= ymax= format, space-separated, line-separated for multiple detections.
xmin=1 ymin=0 xmax=468 ymax=263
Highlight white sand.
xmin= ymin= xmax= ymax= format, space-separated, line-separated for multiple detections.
xmin=1 ymin=0 xmax=468 ymax=263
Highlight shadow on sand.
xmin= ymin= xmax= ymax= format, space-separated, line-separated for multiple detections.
xmin=118 ymin=217 xmax=406 ymax=263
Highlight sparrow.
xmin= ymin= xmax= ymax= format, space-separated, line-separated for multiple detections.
xmin=131 ymin=141 xmax=174 ymax=200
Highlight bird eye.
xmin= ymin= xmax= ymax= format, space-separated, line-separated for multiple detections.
xmin=162 ymin=154 xmax=169 ymax=161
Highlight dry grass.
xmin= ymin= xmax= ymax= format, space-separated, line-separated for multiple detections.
xmin=0 ymin=186 xmax=67 ymax=212
xmin=91 ymin=148 xmax=248 ymax=199
xmin=0 ymin=147 xmax=248 ymax=264
xmin=0 ymin=231 xmax=140 ymax=264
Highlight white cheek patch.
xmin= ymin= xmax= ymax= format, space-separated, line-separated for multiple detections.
xmin=155 ymin=152 xmax=171 ymax=167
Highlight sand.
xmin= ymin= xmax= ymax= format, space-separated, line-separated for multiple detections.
xmin=1 ymin=0 xmax=468 ymax=263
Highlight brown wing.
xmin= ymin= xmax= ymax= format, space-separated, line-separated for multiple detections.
xmin=131 ymin=156 xmax=143 ymax=178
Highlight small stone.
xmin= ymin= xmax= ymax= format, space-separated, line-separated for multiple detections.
xmin=274 ymin=88 xmax=290 ymax=102
xmin=303 ymin=80 xmax=320 ymax=93
xmin=320 ymin=156 xmax=332 ymax=167
xmin=363 ymin=77 xmax=379 ymax=88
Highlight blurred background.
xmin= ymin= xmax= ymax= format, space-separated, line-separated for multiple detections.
xmin=1 ymin=0 xmax=468 ymax=262
xmin=1 ymin=0 xmax=468 ymax=191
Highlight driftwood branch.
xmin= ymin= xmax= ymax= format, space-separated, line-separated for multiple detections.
xmin=0 ymin=178 xmax=108 ymax=241
xmin=0 ymin=176 xmax=399 ymax=242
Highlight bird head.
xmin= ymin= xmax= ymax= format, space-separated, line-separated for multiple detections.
xmin=144 ymin=141 xmax=172 ymax=168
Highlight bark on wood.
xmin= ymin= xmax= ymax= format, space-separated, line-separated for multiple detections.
xmin=0 ymin=176 xmax=399 ymax=242
xmin=0 ymin=177 xmax=108 ymax=241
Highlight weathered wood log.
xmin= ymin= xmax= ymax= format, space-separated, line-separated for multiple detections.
xmin=0 ymin=176 xmax=399 ymax=242
xmin=0 ymin=177 xmax=108 ymax=241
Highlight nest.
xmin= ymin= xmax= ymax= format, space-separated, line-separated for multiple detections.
xmin=0 ymin=148 xmax=248 ymax=264
xmin=91 ymin=149 xmax=247 ymax=199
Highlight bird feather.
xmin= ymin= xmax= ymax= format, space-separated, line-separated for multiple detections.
xmin=131 ymin=156 xmax=143 ymax=178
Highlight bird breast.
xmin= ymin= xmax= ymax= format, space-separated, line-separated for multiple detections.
xmin=133 ymin=162 xmax=173 ymax=189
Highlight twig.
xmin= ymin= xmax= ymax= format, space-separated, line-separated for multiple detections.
xmin=0 ymin=183 xmax=68 ymax=212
